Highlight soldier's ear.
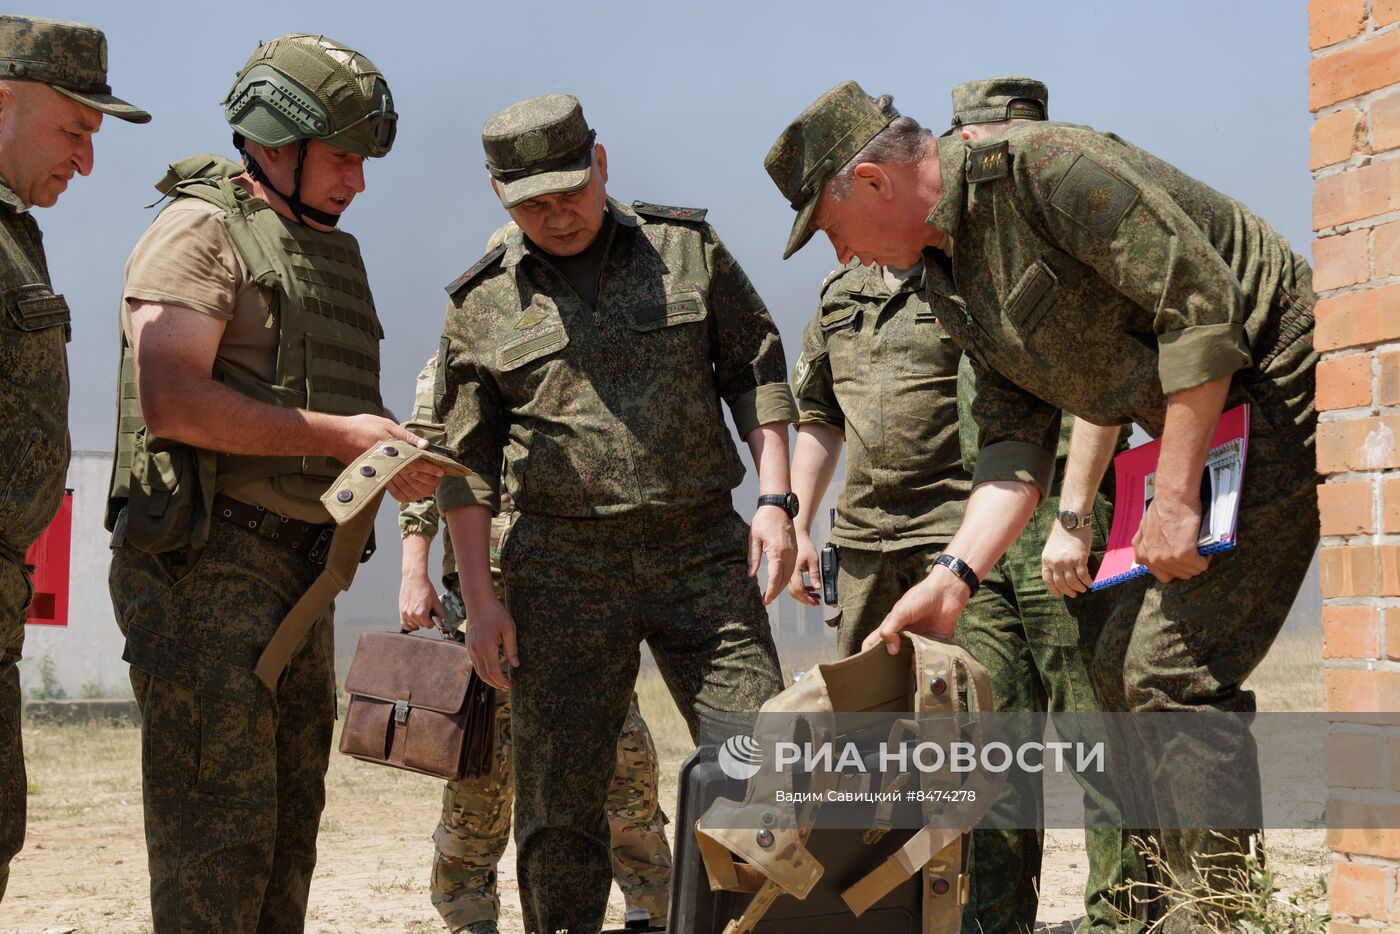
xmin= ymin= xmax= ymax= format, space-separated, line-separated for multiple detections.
xmin=851 ymin=162 xmax=895 ymax=202
xmin=595 ymin=143 xmax=608 ymax=185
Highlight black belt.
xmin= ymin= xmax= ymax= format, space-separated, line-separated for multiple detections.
xmin=212 ymin=494 xmax=334 ymax=565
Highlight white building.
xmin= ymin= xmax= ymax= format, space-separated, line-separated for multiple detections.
xmin=19 ymin=450 xmax=128 ymax=698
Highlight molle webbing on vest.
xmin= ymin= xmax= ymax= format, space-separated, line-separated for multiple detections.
xmin=109 ymin=343 xmax=141 ymax=504
xmin=106 ymin=157 xmax=385 ymax=547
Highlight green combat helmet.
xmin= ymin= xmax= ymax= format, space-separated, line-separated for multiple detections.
xmin=222 ymin=33 xmax=396 ymax=226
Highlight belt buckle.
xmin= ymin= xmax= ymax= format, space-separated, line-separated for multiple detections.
xmin=393 ymin=699 xmax=410 ymax=724
xmin=307 ymin=527 xmax=333 ymax=566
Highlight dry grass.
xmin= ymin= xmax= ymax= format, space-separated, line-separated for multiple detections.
xmin=6 ymin=625 xmax=1323 ymax=933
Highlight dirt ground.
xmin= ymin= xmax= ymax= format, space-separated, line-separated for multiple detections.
xmin=4 ymin=632 xmax=1327 ymax=934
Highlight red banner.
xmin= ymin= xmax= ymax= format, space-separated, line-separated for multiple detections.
xmin=24 ymin=489 xmax=72 ymax=627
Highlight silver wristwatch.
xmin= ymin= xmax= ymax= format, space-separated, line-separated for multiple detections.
xmin=1056 ymin=509 xmax=1091 ymax=531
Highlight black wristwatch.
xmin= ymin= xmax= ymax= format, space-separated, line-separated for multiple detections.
xmin=757 ymin=492 xmax=800 ymax=519
xmin=932 ymin=553 xmax=981 ymax=597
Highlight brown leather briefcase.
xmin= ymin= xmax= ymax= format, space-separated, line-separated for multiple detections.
xmin=339 ymin=630 xmax=495 ymax=780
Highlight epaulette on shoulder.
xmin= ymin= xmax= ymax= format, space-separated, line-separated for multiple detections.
xmin=818 ymin=260 xmax=862 ymax=299
xmin=632 ymin=200 xmax=708 ymax=223
xmin=444 ymin=243 xmax=507 ymax=297
xmin=965 ymin=139 xmax=1011 ymax=184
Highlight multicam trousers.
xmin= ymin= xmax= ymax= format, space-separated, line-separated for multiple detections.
xmin=432 ymin=685 xmax=672 ymax=930
xmin=111 ymin=518 xmax=335 ymax=934
xmin=501 ymin=500 xmax=784 ymax=934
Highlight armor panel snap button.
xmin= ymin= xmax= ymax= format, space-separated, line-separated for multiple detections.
xmin=360 ymin=465 xmax=377 ymax=477
xmin=930 ymin=677 xmax=947 ymax=696
xmin=755 ymin=830 xmax=774 ymax=848
xmin=383 ymin=445 xmax=399 ymax=457
xmin=337 ymin=489 xmax=353 ymax=503
xmin=932 ymin=878 xmax=950 ymax=896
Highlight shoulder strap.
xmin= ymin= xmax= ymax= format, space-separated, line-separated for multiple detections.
xmin=631 ymin=200 xmax=708 ymax=224
xmin=158 ymin=156 xmax=281 ymax=290
xmin=445 ymin=242 xmax=507 ymax=298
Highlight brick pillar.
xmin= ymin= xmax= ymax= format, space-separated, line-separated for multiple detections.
xmin=1311 ymin=0 xmax=1400 ymax=926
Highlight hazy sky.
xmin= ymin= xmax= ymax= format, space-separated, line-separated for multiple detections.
xmin=14 ymin=1 xmax=1313 ymax=621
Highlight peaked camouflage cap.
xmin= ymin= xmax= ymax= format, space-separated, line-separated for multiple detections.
xmin=223 ymin=34 xmax=397 ymax=157
xmin=0 ymin=15 xmax=149 ymax=123
xmin=483 ymin=93 xmax=597 ymax=208
xmin=947 ymin=76 xmax=1048 ymax=131
xmin=765 ymin=80 xmax=898 ymax=260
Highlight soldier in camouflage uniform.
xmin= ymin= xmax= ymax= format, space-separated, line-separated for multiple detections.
xmin=769 ymin=80 xmax=1318 ymax=930
xmin=400 ymin=350 xmax=673 ymax=934
xmin=787 ymin=158 xmax=1136 ymax=930
xmin=107 ymin=37 xmax=439 ymax=931
xmin=0 ymin=15 xmax=148 ymax=901
xmin=436 ymin=94 xmax=795 ymax=934
xmin=786 ymin=259 xmax=969 ymax=657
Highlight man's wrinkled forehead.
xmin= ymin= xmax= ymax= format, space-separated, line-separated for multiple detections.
xmin=6 ymin=79 xmax=102 ymax=130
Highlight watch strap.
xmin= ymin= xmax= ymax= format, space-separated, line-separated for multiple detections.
xmin=932 ymin=553 xmax=981 ymax=598
xmin=1059 ymin=509 xmax=1090 ymax=531
xmin=757 ymin=493 xmax=798 ymax=518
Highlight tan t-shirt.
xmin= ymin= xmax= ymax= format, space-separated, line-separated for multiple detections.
xmin=122 ymin=195 xmax=332 ymax=523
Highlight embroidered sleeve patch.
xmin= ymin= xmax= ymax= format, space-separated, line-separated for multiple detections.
xmin=792 ymin=353 xmax=813 ymax=395
xmin=965 ymin=140 xmax=1011 ymax=183
xmin=1049 ymin=156 xmax=1140 ymax=240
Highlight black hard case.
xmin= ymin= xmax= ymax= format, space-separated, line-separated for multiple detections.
xmin=667 ymin=745 xmax=924 ymax=934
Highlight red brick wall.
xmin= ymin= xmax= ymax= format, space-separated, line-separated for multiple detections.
xmin=1312 ymin=0 xmax=1400 ymax=924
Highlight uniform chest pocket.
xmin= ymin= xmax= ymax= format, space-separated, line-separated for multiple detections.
xmin=626 ymin=291 xmax=708 ymax=332
xmin=499 ymin=324 xmax=570 ymax=371
xmin=4 ymin=283 xmax=71 ymax=336
xmin=818 ymin=304 xmax=859 ymax=334
xmin=1004 ymin=259 xmax=1058 ymax=336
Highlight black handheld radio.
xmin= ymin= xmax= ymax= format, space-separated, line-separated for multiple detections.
xmin=820 ymin=508 xmax=839 ymax=606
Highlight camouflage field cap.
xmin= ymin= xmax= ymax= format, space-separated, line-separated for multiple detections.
xmin=765 ymin=80 xmax=898 ymax=260
xmin=223 ymin=34 xmax=397 ymax=157
xmin=0 ymin=15 xmax=149 ymax=123
xmin=483 ymin=94 xmax=597 ymax=208
xmin=947 ymin=76 xmax=1048 ymax=131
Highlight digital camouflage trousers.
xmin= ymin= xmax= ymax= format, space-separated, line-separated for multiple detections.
xmin=432 ymin=681 xmax=672 ymax=930
xmin=111 ymin=518 xmax=335 ymax=934
xmin=1089 ymin=329 xmax=1319 ymax=933
xmin=832 ymin=492 xmax=1138 ymax=933
xmin=501 ymin=501 xmax=784 ymax=934
xmin=955 ymin=493 xmax=1141 ymax=934
xmin=0 ymin=554 xmax=30 ymax=903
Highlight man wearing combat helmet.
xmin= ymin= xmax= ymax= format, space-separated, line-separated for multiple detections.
xmin=107 ymin=34 xmax=439 ymax=929
xmin=0 ymin=13 xmax=147 ymax=902
xmin=436 ymin=93 xmax=796 ymax=933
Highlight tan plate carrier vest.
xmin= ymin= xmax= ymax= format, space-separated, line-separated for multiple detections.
xmin=105 ymin=153 xmax=385 ymax=553
xmin=694 ymin=634 xmax=1000 ymax=934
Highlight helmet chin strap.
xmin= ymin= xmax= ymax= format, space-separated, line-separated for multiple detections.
xmin=240 ymin=140 xmax=343 ymax=229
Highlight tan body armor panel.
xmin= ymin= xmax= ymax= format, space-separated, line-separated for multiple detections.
xmin=106 ymin=154 xmax=384 ymax=551
xmin=695 ymin=634 xmax=997 ymax=934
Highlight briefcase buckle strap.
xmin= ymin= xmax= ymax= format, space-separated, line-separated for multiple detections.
xmin=393 ymin=699 xmax=410 ymax=724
